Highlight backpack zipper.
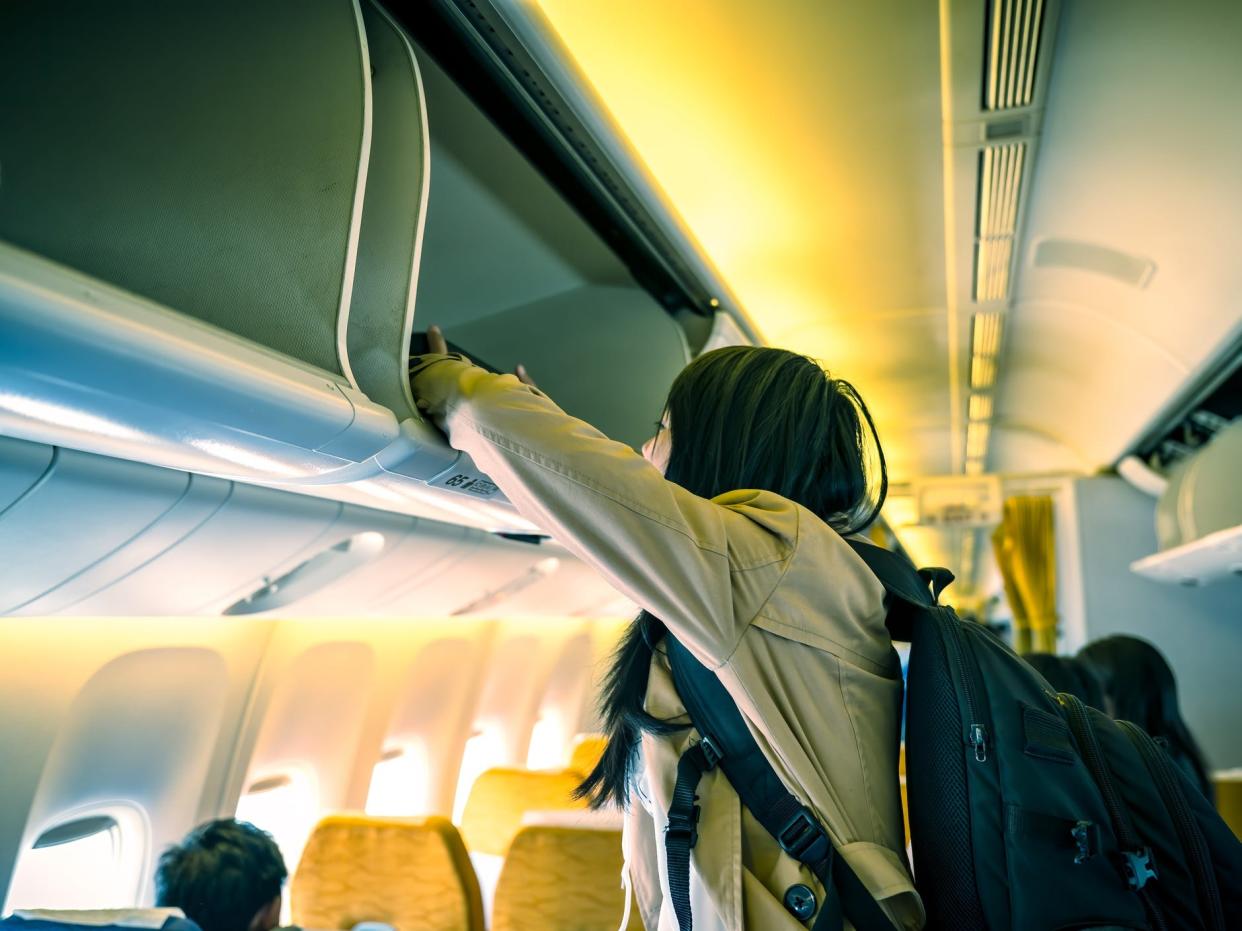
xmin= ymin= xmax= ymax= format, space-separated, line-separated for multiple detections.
xmin=942 ymin=609 xmax=989 ymax=763
xmin=1062 ymin=695 xmax=1168 ymax=931
xmin=1118 ymin=720 xmax=1225 ymax=931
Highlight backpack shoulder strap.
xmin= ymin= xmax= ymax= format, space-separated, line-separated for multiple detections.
xmin=845 ymin=539 xmax=952 ymax=640
xmin=664 ymin=635 xmax=898 ymax=931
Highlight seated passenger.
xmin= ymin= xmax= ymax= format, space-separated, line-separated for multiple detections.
xmin=1023 ymin=652 xmax=1106 ymax=708
xmin=155 ymin=819 xmax=287 ymax=931
xmin=1079 ymin=635 xmax=1214 ymax=801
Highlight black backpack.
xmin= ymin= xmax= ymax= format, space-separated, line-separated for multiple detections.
xmin=664 ymin=539 xmax=1242 ymax=931
xmin=854 ymin=540 xmax=1242 ymax=930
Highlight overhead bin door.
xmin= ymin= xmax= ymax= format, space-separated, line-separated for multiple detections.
xmin=0 ymin=0 xmax=369 ymax=376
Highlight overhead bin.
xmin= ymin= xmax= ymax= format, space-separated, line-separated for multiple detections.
xmin=411 ymin=47 xmax=692 ymax=449
xmin=1132 ymin=420 xmax=1242 ymax=586
xmin=0 ymin=0 xmax=700 ymax=533
xmin=0 ymin=0 xmax=521 ymax=527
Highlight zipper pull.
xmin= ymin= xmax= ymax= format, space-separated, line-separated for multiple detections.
xmin=970 ymin=724 xmax=989 ymax=762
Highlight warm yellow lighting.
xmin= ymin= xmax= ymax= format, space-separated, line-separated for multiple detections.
xmin=968 ymin=392 xmax=994 ymax=422
xmin=971 ymin=312 xmax=1004 ymax=359
xmin=970 ymin=353 xmax=998 ymax=390
xmin=965 ymin=457 xmax=985 ymax=475
xmin=532 ymin=0 xmax=945 ymax=484
xmin=966 ymin=420 xmax=991 ymax=460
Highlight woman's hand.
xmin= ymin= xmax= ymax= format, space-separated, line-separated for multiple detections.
xmin=424 ymin=325 xmax=538 ymax=387
xmin=413 ymin=325 xmax=540 ymax=428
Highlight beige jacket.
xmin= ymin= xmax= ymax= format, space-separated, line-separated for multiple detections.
xmin=411 ymin=357 xmax=924 ymax=931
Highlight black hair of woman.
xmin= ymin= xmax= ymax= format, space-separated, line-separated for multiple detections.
xmin=1023 ymin=652 xmax=1107 ymax=710
xmin=1078 ymin=635 xmax=1214 ymax=802
xmin=576 ymin=345 xmax=887 ymax=808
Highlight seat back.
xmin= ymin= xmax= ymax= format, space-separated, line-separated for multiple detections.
xmin=458 ymin=767 xmax=585 ymax=856
xmin=492 ymin=826 xmax=642 ymax=931
xmin=568 ymin=733 xmax=608 ymax=778
xmin=291 ymin=814 xmax=483 ymax=931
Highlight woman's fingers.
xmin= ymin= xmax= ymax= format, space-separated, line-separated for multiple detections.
xmin=427 ymin=325 xmax=449 ymax=355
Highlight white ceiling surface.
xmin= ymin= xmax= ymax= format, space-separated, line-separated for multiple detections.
xmin=532 ymin=0 xmax=951 ymax=483
xmin=996 ymin=0 xmax=1242 ymax=474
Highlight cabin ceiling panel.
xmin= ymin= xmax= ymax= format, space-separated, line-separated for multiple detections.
xmin=997 ymin=301 xmax=1186 ymax=470
xmin=1006 ymin=0 xmax=1242 ymax=466
xmin=534 ymin=0 xmax=950 ymax=463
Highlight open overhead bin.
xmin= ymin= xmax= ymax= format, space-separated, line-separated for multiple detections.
xmin=1132 ymin=420 xmax=1242 ymax=586
xmin=0 ymin=0 xmax=709 ymax=534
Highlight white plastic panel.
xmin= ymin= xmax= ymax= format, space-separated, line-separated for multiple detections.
xmin=0 ymin=445 xmax=191 ymax=614
xmin=471 ymin=548 xmax=622 ymax=617
xmin=17 ymin=472 xmax=232 ymax=616
xmin=277 ymin=515 xmax=476 ymax=616
xmin=0 ymin=436 xmax=53 ymax=511
xmin=378 ymin=535 xmax=553 ymax=616
xmin=69 ymin=484 xmax=345 ymax=616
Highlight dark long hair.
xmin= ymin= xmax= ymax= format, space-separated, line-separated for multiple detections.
xmin=1078 ymin=635 xmax=1214 ymax=801
xmin=1023 ymin=652 xmax=1107 ymax=710
xmin=576 ymin=346 xmax=888 ymax=808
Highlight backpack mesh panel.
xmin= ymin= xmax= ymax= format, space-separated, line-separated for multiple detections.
xmin=907 ymin=618 xmax=988 ymax=929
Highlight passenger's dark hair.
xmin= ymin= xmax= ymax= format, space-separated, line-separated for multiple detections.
xmin=155 ymin=819 xmax=286 ymax=931
xmin=1023 ymin=652 xmax=1106 ymax=710
xmin=1078 ymin=635 xmax=1214 ymax=801
xmin=576 ymin=346 xmax=887 ymax=808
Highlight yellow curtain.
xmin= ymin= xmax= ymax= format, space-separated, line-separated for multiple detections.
xmin=992 ymin=496 xmax=1058 ymax=653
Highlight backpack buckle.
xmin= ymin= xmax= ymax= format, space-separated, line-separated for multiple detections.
xmin=697 ymin=734 xmax=723 ymax=770
xmin=1121 ymin=847 xmax=1158 ymax=890
xmin=1071 ymin=820 xmax=1099 ymax=865
xmin=777 ymin=807 xmax=830 ymax=864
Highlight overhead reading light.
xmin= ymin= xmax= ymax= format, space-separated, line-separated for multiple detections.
xmin=984 ymin=0 xmax=1047 ymax=111
xmin=974 ymin=143 xmax=1027 ymax=302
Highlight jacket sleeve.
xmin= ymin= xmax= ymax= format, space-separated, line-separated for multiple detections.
xmin=409 ymin=355 xmax=794 ymax=666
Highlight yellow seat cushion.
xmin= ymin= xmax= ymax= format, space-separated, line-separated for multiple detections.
xmin=291 ymin=814 xmax=483 ymax=931
xmin=1216 ymin=775 xmax=1242 ymax=839
xmin=493 ymin=826 xmax=643 ymax=931
xmin=568 ymin=734 xmax=608 ymax=777
xmin=459 ymin=767 xmax=586 ymax=856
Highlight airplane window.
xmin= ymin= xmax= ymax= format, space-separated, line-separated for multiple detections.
xmin=452 ymin=728 xmax=505 ymax=823
xmin=526 ymin=712 xmax=567 ymax=770
xmin=4 ymin=808 xmax=145 ymax=911
xmin=233 ymin=770 xmax=318 ymax=875
xmin=365 ymin=741 xmax=432 ymax=816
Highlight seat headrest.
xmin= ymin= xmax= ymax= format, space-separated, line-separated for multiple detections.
xmin=291 ymin=814 xmax=482 ymax=931
xmin=459 ymin=768 xmax=586 ymax=856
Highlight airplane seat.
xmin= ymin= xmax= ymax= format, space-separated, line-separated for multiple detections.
xmin=458 ymin=767 xmax=588 ymax=926
xmin=458 ymin=768 xmax=588 ymax=856
xmin=567 ymin=733 xmax=608 ymax=777
xmin=0 ymin=0 xmax=427 ymax=420
xmin=291 ymin=814 xmax=483 ymax=931
xmin=492 ymin=826 xmax=643 ymax=931
xmin=0 ymin=911 xmax=199 ymax=931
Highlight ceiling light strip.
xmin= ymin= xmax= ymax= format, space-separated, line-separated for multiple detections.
xmin=968 ymin=392 xmax=994 ymax=421
xmin=985 ymin=0 xmax=1047 ymax=111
